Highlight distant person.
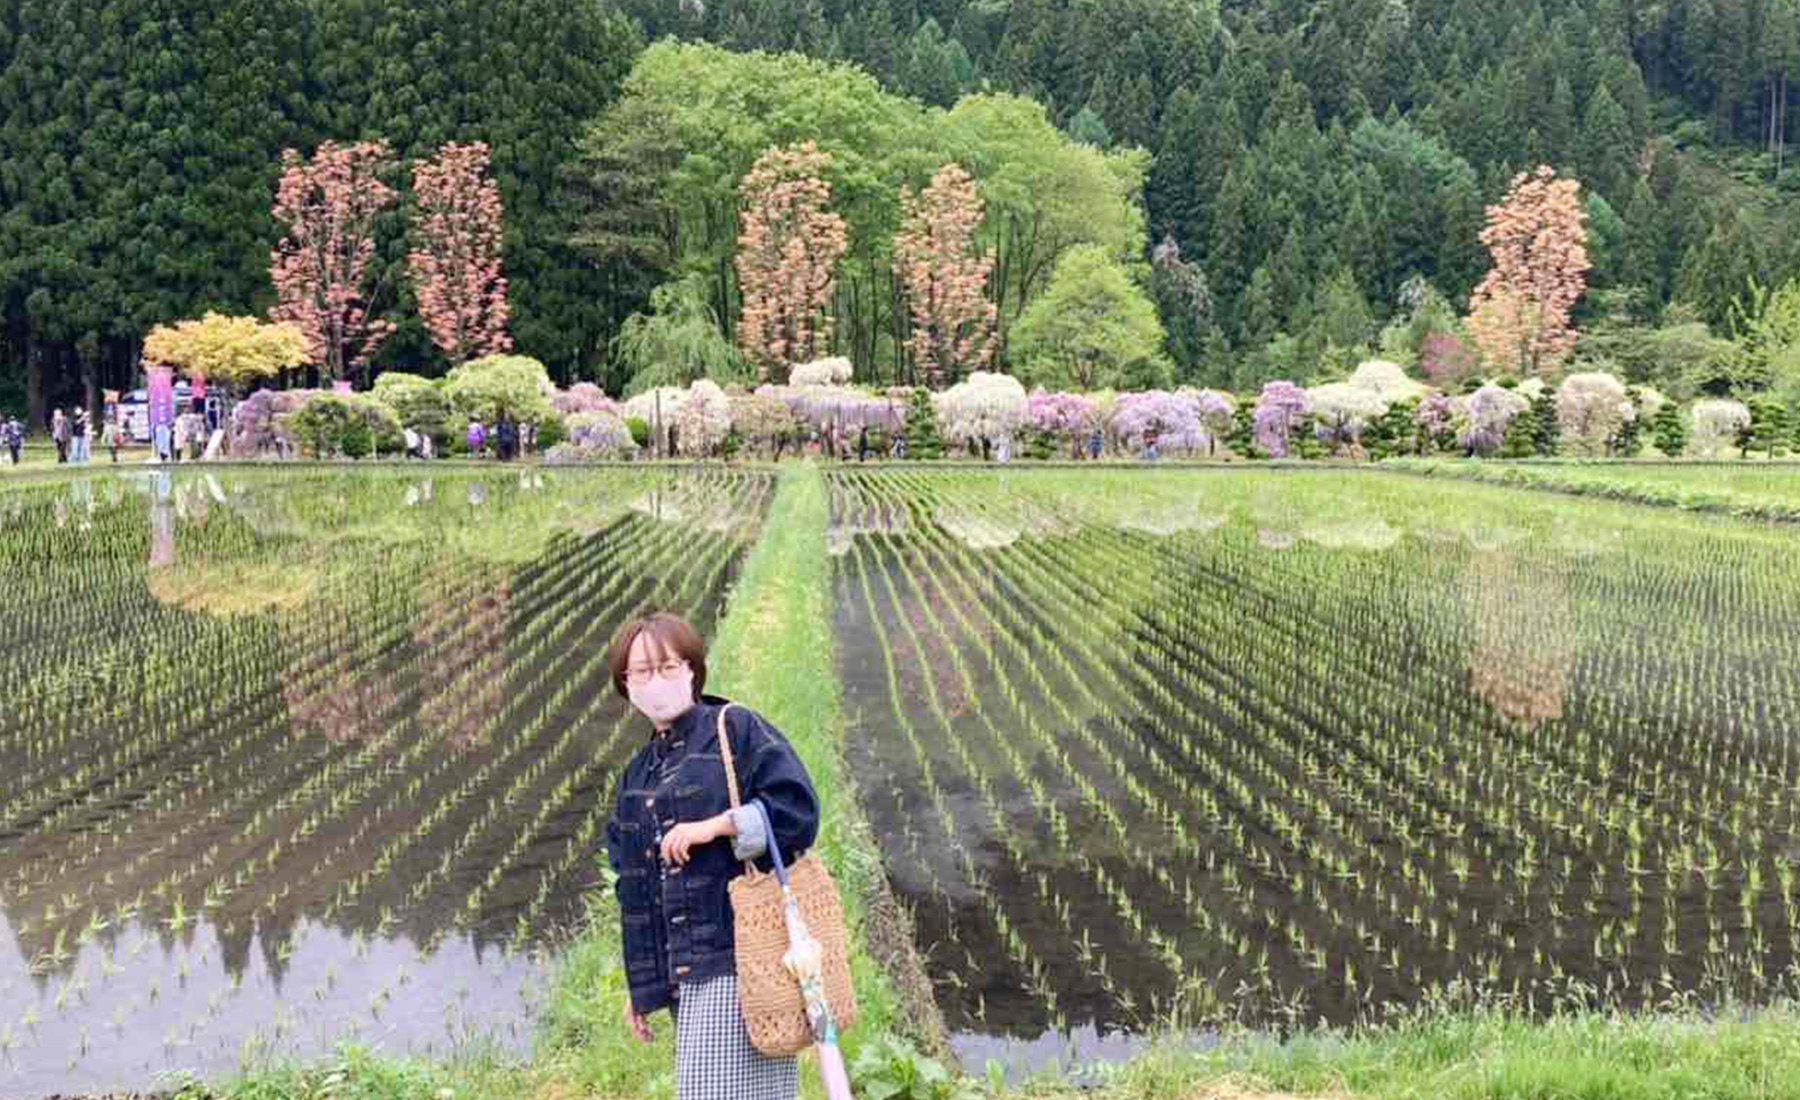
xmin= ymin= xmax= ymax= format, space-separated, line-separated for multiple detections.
xmin=521 ymin=419 xmax=535 ymax=457
xmin=153 ymin=417 xmax=172 ymax=463
xmin=466 ymin=418 xmax=486 ymax=458
xmin=51 ymin=409 xmax=69 ymax=463
xmin=857 ymin=425 xmax=869 ymax=462
xmin=419 ymin=432 xmax=434 ymax=460
xmin=995 ymin=434 xmax=1011 ymax=463
xmin=71 ymin=408 xmax=90 ymax=463
xmin=105 ymin=417 xmax=123 ymax=463
xmin=172 ymin=411 xmax=189 ymax=463
xmin=403 ymin=426 xmax=421 ymax=460
xmin=4 ymin=416 xmax=21 ymax=464
xmin=496 ymin=416 xmax=517 ymax=462
xmin=1087 ymin=427 xmax=1103 ymax=461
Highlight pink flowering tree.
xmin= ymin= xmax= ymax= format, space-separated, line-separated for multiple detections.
xmin=1113 ymin=390 xmax=1207 ymax=453
xmin=270 ymin=141 xmax=401 ymax=384
xmin=1027 ymin=390 xmax=1101 ymax=457
xmin=552 ymin=382 xmax=617 ymax=416
xmin=1251 ymin=381 xmax=1310 ymax=457
xmin=1465 ymin=166 xmax=1591 ymax=378
xmin=408 ymin=141 xmax=513 ymax=367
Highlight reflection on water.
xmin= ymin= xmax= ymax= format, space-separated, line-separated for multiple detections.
xmin=0 ymin=466 xmax=772 ymax=1097
xmin=0 ymin=911 xmax=542 ymax=1098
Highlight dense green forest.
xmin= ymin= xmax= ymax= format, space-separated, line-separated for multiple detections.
xmin=2 ymin=0 xmax=1798 ymax=423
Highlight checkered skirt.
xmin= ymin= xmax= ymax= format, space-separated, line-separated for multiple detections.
xmin=673 ymin=973 xmax=799 ymax=1100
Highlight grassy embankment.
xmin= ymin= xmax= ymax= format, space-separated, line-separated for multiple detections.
xmin=1382 ymin=456 xmax=1800 ymax=521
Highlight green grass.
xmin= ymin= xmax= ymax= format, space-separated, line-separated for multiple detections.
xmin=1025 ymin=999 xmax=1800 ymax=1100
xmin=1382 ymin=457 xmax=1800 ymax=521
xmin=525 ymin=460 xmax=911 ymax=1099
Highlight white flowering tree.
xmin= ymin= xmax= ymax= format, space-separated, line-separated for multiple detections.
xmin=1347 ymin=359 xmax=1430 ymax=403
xmin=934 ymin=370 xmax=1028 ymax=451
xmin=1691 ymin=398 xmax=1751 ymax=457
xmin=788 ymin=357 xmax=854 ymax=387
xmin=623 ymin=386 xmax=689 ymax=456
xmin=1555 ymin=371 xmax=1634 ymax=455
xmin=1307 ymin=382 xmax=1390 ymax=454
xmin=675 ymin=378 xmax=732 ymax=457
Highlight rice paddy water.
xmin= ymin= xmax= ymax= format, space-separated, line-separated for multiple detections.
xmin=3 ymin=463 xmax=1799 ymax=1094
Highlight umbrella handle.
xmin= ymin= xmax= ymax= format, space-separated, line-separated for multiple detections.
xmin=748 ymin=799 xmax=791 ymax=889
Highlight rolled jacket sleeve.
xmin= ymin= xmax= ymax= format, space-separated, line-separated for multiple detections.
xmin=727 ymin=706 xmax=820 ymax=871
xmin=727 ymin=804 xmax=768 ymax=861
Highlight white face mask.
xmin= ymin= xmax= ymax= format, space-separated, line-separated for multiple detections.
xmin=628 ymin=670 xmax=696 ymax=725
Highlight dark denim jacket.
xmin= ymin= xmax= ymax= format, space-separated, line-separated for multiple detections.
xmin=604 ymin=694 xmax=820 ymax=1016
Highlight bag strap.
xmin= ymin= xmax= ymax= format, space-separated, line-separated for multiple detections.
xmin=716 ymin=703 xmax=790 ymax=886
xmin=716 ymin=702 xmax=743 ymax=811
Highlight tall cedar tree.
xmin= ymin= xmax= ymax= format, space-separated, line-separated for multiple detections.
xmin=270 ymin=141 xmax=401 ymax=384
xmin=893 ymin=163 xmax=997 ymax=388
xmin=409 ymin=142 xmax=513 ymax=366
xmin=1466 ymin=166 xmax=1592 ymax=378
xmin=735 ymin=142 xmax=849 ymax=382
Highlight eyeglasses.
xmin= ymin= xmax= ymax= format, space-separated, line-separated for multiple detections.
xmin=625 ymin=659 xmax=689 ymax=685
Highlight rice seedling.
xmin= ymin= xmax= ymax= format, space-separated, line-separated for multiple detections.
xmin=828 ymin=466 xmax=1800 ymax=1045
xmin=0 ymin=466 xmax=771 ymax=1097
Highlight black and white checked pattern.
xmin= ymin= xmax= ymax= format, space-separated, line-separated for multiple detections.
xmin=673 ymin=973 xmax=799 ymax=1100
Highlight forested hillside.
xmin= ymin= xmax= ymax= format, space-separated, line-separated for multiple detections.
xmin=2 ymin=0 xmax=1797 ymax=420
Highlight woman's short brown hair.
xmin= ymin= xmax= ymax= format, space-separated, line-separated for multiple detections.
xmin=607 ymin=612 xmax=708 ymax=700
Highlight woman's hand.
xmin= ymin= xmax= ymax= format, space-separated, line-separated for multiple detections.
xmin=624 ymin=992 xmax=654 ymax=1043
xmin=659 ymin=812 xmax=735 ymax=865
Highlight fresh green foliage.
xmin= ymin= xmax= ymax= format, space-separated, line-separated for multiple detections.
xmin=1009 ymin=245 xmax=1169 ymax=391
xmin=612 ymin=273 xmax=752 ymax=396
xmin=442 ymin=354 xmax=558 ymax=426
xmin=290 ymin=393 xmax=405 ymax=458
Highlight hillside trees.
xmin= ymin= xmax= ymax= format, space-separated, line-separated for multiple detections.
xmin=569 ymin=44 xmax=1146 ymax=383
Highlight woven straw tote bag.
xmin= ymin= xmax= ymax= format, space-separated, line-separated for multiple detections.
xmin=717 ymin=704 xmax=858 ymax=1056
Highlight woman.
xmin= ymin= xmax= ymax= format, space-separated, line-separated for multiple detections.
xmin=604 ymin=612 xmax=820 ymax=1100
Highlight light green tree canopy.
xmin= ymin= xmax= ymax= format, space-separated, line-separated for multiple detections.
xmin=1009 ymin=244 xmax=1169 ymax=390
xmin=443 ymin=355 xmax=557 ymax=425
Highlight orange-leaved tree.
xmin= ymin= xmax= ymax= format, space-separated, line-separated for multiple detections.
xmin=408 ymin=141 xmax=512 ymax=367
xmin=893 ymin=163 xmax=997 ymax=389
xmin=735 ymin=142 xmax=848 ymax=382
xmin=1465 ymin=166 xmax=1591 ymax=378
xmin=270 ymin=141 xmax=400 ymax=383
